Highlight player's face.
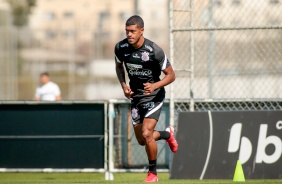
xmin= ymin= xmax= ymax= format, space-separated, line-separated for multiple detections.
xmin=40 ymin=75 xmax=49 ymax=84
xmin=125 ymin=24 xmax=144 ymax=45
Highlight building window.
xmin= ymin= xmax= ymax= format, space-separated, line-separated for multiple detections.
xmin=98 ymin=12 xmax=110 ymax=30
xmin=269 ymin=0 xmax=279 ymax=4
xmin=64 ymin=11 xmax=74 ymax=19
xmin=45 ymin=30 xmax=56 ymax=39
xmin=232 ymin=0 xmax=241 ymax=5
xmin=119 ymin=12 xmax=129 ymax=21
xmin=44 ymin=12 xmax=55 ymax=20
xmin=215 ymin=0 xmax=222 ymax=6
xmin=63 ymin=30 xmax=76 ymax=38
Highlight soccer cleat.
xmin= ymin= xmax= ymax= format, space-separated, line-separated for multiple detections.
xmin=144 ymin=171 xmax=158 ymax=182
xmin=166 ymin=126 xmax=179 ymax=153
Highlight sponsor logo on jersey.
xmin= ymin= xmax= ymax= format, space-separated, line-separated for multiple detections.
xmin=131 ymin=108 xmax=138 ymax=119
xmin=141 ymin=102 xmax=155 ymax=110
xmin=126 ymin=63 xmax=142 ymax=70
xmin=145 ymin=45 xmax=153 ymax=52
xmin=129 ymin=69 xmax=152 ymax=76
xmin=124 ymin=53 xmax=130 ymax=57
xmin=133 ymin=53 xmax=140 ymax=58
xmin=126 ymin=63 xmax=152 ymax=77
xmin=120 ymin=43 xmax=129 ymax=48
xmin=141 ymin=51 xmax=150 ymax=62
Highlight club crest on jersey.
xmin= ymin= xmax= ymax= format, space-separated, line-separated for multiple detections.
xmin=131 ymin=108 xmax=138 ymax=119
xmin=141 ymin=52 xmax=150 ymax=62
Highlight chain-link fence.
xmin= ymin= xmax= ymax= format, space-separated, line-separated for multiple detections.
xmin=170 ymin=0 xmax=282 ymax=113
xmin=0 ymin=27 xmax=119 ymax=100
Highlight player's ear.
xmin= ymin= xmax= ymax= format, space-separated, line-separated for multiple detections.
xmin=140 ymin=27 xmax=144 ymax=35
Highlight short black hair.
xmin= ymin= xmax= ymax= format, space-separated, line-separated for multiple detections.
xmin=126 ymin=15 xmax=144 ymax=28
xmin=40 ymin=72 xmax=49 ymax=77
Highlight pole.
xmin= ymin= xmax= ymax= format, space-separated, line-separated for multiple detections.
xmin=189 ymin=0 xmax=195 ymax=112
xmin=68 ymin=31 xmax=76 ymax=99
xmin=208 ymin=0 xmax=215 ymax=99
xmin=104 ymin=102 xmax=109 ymax=180
xmin=169 ymin=0 xmax=175 ymax=127
xmin=134 ymin=0 xmax=138 ymax=15
xmin=14 ymin=27 xmax=18 ymax=100
xmin=106 ymin=100 xmax=114 ymax=180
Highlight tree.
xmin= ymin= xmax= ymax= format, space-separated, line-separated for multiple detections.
xmin=5 ymin=0 xmax=36 ymax=27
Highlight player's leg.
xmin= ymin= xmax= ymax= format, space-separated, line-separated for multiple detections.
xmin=143 ymin=99 xmax=178 ymax=153
xmin=134 ymin=125 xmax=171 ymax=144
xmin=131 ymin=101 xmax=145 ymax=145
xmin=164 ymin=125 xmax=178 ymax=153
xmin=131 ymin=100 xmax=162 ymax=145
xmin=133 ymin=123 xmax=145 ymax=146
xmin=132 ymin=99 xmax=178 ymax=182
xmin=153 ymin=126 xmax=178 ymax=153
xmin=131 ymin=101 xmax=160 ymax=182
xmin=133 ymin=121 xmax=159 ymax=182
xmin=142 ymin=118 xmax=158 ymax=160
xmin=143 ymin=99 xmax=178 ymax=154
xmin=141 ymin=118 xmax=178 ymax=182
xmin=133 ymin=126 xmax=166 ymax=143
xmin=142 ymin=117 xmax=159 ymax=182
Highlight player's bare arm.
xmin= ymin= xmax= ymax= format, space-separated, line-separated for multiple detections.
xmin=115 ymin=60 xmax=134 ymax=100
xmin=143 ymin=65 xmax=175 ymax=95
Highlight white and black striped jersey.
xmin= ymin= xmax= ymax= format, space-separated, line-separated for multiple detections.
xmin=115 ymin=38 xmax=171 ymax=100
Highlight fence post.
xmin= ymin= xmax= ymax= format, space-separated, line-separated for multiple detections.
xmin=169 ymin=0 xmax=175 ymax=127
xmin=105 ymin=100 xmax=114 ymax=180
xmin=104 ymin=102 xmax=109 ymax=180
xmin=189 ymin=0 xmax=195 ymax=112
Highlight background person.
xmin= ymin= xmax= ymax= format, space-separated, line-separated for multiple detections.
xmin=35 ymin=72 xmax=61 ymax=101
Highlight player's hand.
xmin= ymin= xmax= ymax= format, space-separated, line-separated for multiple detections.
xmin=143 ymin=83 xmax=157 ymax=95
xmin=122 ymin=85 xmax=134 ymax=100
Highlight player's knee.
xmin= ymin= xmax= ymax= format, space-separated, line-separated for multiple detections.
xmin=142 ymin=130 xmax=153 ymax=142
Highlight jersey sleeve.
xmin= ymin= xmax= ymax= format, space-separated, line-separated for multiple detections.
xmin=114 ymin=43 xmax=123 ymax=63
xmin=153 ymin=43 xmax=171 ymax=71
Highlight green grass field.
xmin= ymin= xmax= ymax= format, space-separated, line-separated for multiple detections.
xmin=0 ymin=173 xmax=281 ymax=184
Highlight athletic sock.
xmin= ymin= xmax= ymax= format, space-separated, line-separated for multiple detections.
xmin=158 ymin=131 xmax=170 ymax=140
xmin=148 ymin=159 xmax=157 ymax=175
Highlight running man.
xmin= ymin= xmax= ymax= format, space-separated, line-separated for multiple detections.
xmin=115 ymin=15 xmax=178 ymax=182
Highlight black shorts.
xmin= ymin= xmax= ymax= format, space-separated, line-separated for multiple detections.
xmin=131 ymin=92 xmax=164 ymax=125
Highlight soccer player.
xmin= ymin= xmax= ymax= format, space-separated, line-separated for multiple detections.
xmin=35 ymin=72 xmax=61 ymax=101
xmin=115 ymin=15 xmax=178 ymax=182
